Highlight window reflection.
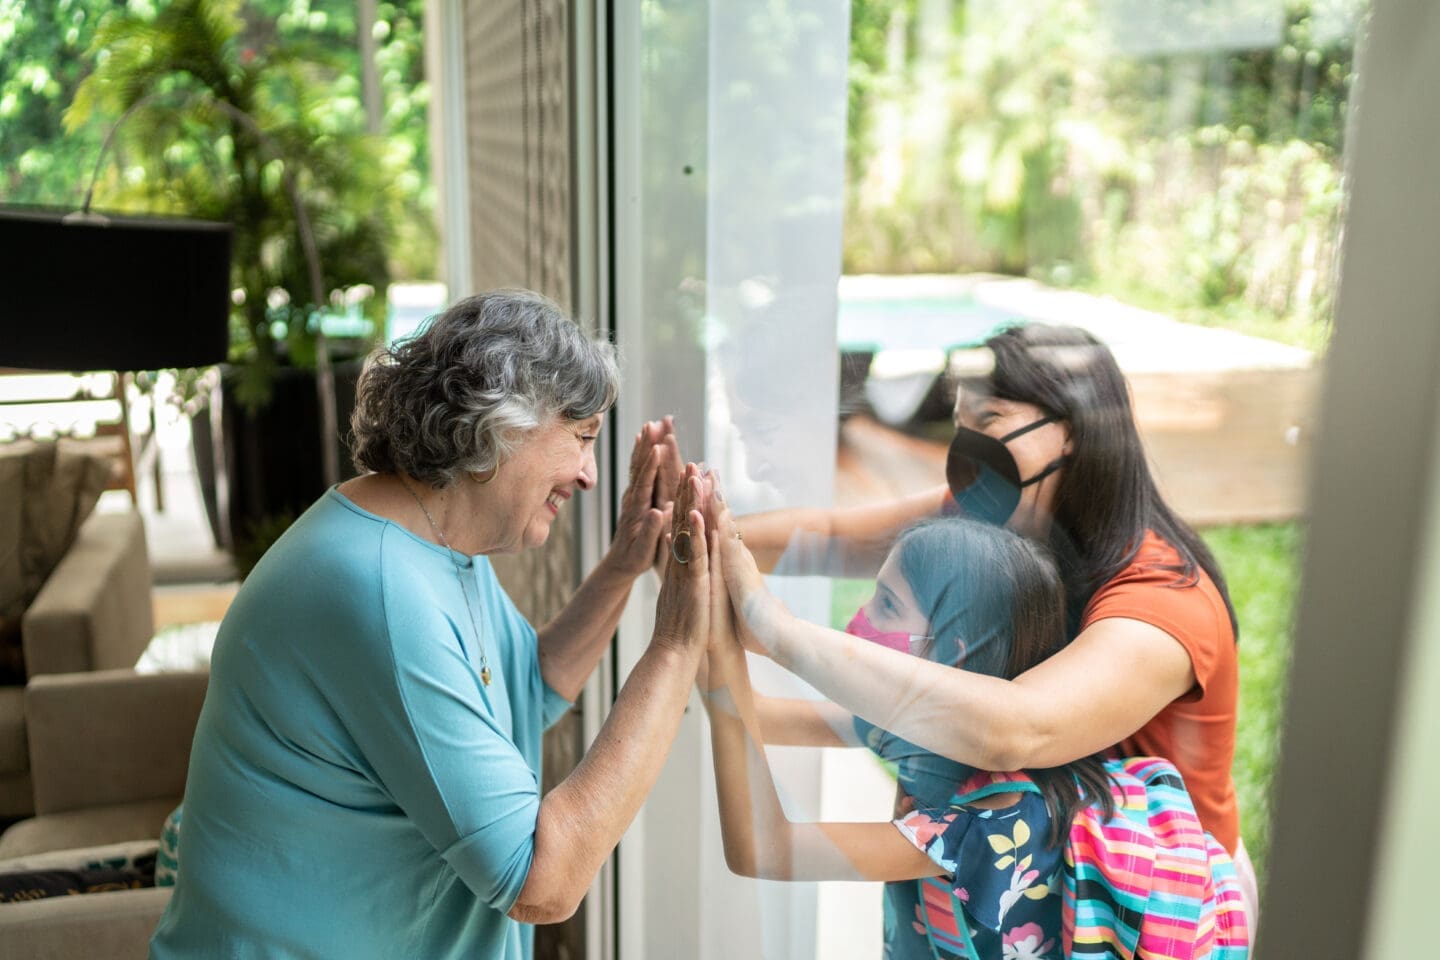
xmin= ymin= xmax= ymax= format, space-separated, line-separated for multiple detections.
xmin=626 ymin=1 xmax=1366 ymax=956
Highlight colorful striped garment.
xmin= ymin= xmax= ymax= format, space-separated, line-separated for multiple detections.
xmin=1063 ymin=758 xmax=1249 ymax=960
xmin=895 ymin=758 xmax=1249 ymax=959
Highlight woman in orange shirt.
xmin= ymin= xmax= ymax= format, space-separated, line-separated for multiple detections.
xmin=722 ymin=322 xmax=1256 ymax=920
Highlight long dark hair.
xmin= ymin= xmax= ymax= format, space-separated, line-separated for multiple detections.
xmin=896 ymin=520 xmax=1115 ymax=844
xmin=974 ymin=323 xmax=1238 ymax=640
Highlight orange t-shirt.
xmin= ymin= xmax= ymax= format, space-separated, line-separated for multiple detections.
xmin=1080 ymin=530 xmax=1240 ymax=854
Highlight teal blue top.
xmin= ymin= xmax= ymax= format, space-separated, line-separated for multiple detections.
xmin=150 ymin=489 xmax=572 ymax=960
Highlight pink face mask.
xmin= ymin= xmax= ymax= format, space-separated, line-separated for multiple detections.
xmin=845 ymin=606 xmax=927 ymax=655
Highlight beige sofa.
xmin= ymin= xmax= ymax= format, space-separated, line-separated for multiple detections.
xmin=1 ymin=508 xmax=156 ymax=819
xmin=0 ymin=669 xmax=207 ymax=958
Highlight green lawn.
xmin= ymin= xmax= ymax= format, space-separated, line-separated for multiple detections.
xmin=827 ymin=522 xmax=1299 ymax=885
xmin=1200 ymin=522 xmax=1300 ymax=887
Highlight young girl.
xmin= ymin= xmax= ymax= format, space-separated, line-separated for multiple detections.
xmin=699 ymin=515 xmax=1248 ymax=959
xmin=716 ymin=324 xmax=1256 ymax=921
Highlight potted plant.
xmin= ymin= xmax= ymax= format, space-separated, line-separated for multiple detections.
xmin=67 ymin=0 xmax=397 ymax=561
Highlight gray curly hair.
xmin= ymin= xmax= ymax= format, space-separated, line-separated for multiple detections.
xmin=349 ymin=289 xmax=620 ymax=487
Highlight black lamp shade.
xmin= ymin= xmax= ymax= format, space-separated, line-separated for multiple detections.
xmin=0 ymin=205 xmax=232 ymax=371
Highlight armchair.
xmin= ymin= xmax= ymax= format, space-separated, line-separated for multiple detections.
xmin=0 ymin=508 xmax=155 ymax=818
xmin=0 ymin=669 xmax=207 ymax=958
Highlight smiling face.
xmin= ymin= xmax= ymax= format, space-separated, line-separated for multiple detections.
xmin=953 ymin=387 xmax=1071 ymax=534
xmin=483 ymin=412 xmax=602 ymax=553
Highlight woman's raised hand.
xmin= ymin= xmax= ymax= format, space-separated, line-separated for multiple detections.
xmin=648 ymin=417 xmax=684 ymax=576
xmin=607 ymin=420 xmax=677 ymax=579
xmin=652 ymin=464 xmax=711 ymax=654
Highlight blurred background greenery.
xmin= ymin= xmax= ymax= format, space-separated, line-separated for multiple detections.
xmin=5 ymin=0 xmax=1359 ymax=352
xmin=844 ymin=0 xmax=1363 ymax=351
xmin=1 ymin=0 xmax=434 ymax=278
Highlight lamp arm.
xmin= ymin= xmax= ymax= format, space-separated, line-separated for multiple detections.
xmin=81 ymin=94 xmax=157 ymax=217
xmin=82 ymin=90 xmax=341 ymax=488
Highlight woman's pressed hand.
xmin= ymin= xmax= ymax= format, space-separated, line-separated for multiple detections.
xmin=647 ymin=417 xmax=684 ymax=577
xmin=606 ymin=421 xmax=674 ymax=578
xmin=652 ymin=465 xmax=711 ymax=654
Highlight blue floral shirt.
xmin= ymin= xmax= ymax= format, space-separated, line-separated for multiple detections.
xmin=884 ymin=771 xmax=1064 ymax=960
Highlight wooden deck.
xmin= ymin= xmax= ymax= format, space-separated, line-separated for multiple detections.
xmin=152 ymin=582 xmax=239 ymax=631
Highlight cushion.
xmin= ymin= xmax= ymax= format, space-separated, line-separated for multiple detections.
xmin=0 ymin=448 xmax=26 ymax=616
xmin=0 ymin=451 xmax=25 ymax=683
xmin=0 ymin=441 xmax=110 ymax=684
xmin=0 ymin=686 xmax=26 ymax=777
xmin=155 ymin=805 xmax=181 ymax=887
xmin=0 ymin=839 xmax=160 ymax=875
xmin=0 ymin=798 xmax=177 ymax=861
xmin=0 ymin=838 xmax=158 ymax=905
xmin=0 ymin=883 xmax=172 ymax=957
xmin=0 ymin=864 xmax=154 ymax=904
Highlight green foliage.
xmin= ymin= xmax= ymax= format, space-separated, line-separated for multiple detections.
xmin=3 ymin=0 xmax=436 ymax=393
xmin=1201 ymin=521 xmax=1301 ymax=888
xmin=0 ymin=0 xmax=117 ymax=204
xmin=830 ymin=576 xmax=873 ymax=631
xmin=65 ymin=0 xmax=398 ymax=409
xmin=845 ymin=0 xmax=1366 ymax=345
xmin=1086 ymin=132 xmax=1346 ymax=347
xmin=232 ymin=509 xmax=298 ymax=579
xmin=249 ymin=0 xmax=436 ymax=278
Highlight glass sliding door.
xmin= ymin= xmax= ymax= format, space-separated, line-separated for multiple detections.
xmin=604 ymin=0 xmax=1369 ymax=956
xmin=612 ymin=1 xmax=855 ymax=957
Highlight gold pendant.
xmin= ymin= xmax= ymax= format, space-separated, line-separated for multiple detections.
xmin=481 ymin=667 xmax=492 ymax=686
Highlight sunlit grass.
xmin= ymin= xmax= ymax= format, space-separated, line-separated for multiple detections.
xmin=1201 ymin=521 xmax=1301 ymax=888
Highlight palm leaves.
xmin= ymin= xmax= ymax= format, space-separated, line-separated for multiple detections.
xmin=65 ymin=0 xmax=394 ymax=410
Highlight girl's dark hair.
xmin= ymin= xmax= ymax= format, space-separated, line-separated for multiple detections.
xmin=896 ymin=520 xmax=1115 ymax=844
xmin=970 ymin=323 xmax=1238 ymax=640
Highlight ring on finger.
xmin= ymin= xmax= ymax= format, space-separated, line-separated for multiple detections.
xmin=671 ymin=530 xmax=692 ymax=565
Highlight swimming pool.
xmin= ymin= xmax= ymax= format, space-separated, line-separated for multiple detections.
xmin=836 ymin=289 xmax=1018 ymax=425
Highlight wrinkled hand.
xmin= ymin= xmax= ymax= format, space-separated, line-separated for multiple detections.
xmin=645 ymin=417 xmax=684 ymax=577
xmin=702 ymin=472 xmax=776 ymax=657
xmin=652 ymin=465 xmax=712 ymax=654
xmin=606 ymin=421 xmax=675 ymax=578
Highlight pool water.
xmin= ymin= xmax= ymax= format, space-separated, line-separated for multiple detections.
xmin=836 ymin=294 xmax=1016 ymax=354
xmin=836 ymin=293 xmax=1019 ymax=425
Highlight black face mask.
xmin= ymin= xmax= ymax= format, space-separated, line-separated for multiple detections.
xmin=945 ymin=414 xmax=1067 ymax=526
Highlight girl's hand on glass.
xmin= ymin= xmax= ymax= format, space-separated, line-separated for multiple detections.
xmin=705 ymin=471 xmax=778 ymax=657
xmin=698 ymin=523 xmax=751 ymax=718
xmin=707 ymin=521 xmax=742 ymax=660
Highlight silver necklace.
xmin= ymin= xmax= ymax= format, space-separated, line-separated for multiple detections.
xmin=402 ymin=478 xmax=493 ymax=686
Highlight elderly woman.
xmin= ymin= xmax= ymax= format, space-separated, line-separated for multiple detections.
xmin=150 ymin=290 xmax=711 ymax=959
